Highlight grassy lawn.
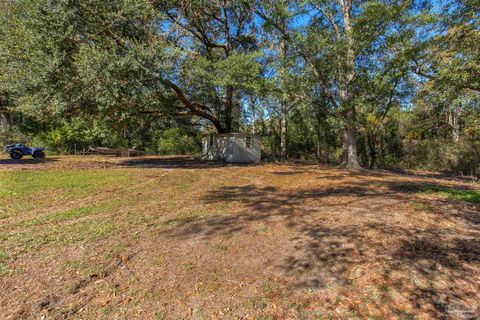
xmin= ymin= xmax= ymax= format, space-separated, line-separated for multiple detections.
xmin=0 ymin=156 xmax=479 ymax=319
xmin=422 ymin=185 xmax=480 ymax=204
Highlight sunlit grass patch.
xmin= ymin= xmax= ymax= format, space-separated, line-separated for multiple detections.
xmin=63 ymin=242 xmax=127 ymax=276
xmin=154 ymin=310 xmax=167 ymax=320
xmin=0 ymin=250 xmax=10 ymax=277
xmin=0 ymin=169 xmax=132 ymax=198
xmin=410 ymin=201 xmax=435 ymax=212
xmin=423 ymin=185 xmax=480 ymax=204
xmin=63 ymin=259 xmax=87 ymax=272
xmin=0 ymin=188 xmax=138 ymax=262
xmin=2 ymin=215 xmax=116 ymax=254
xmin=18 ymin=206 xmax=100 ymax=227
xmin=0 ymin=169 xmax=137 ymax=219
xmin=104 ymin=242 xmax=127 ymax=260
xmin=214 ymin=242 xmax=228 ymax=252
xmin=16 ymin=198 xmax=132 ymax=227
xmin=253 ymin=222 xmax=269 ymax=234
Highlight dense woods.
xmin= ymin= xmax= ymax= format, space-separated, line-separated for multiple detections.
xmin=0 ymin=0 xmax=478 ymax=174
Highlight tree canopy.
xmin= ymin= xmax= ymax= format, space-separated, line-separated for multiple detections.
xmin=0 ymin=0 xmax=478 ymax=173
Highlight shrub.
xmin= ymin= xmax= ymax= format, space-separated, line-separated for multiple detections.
xmin=401 ymin=138 xmax=479 ymax=177
xmin=156 ymin=128 xmax=201 ymax=155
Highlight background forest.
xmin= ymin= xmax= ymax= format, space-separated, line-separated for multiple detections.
xmin=0 ymin=0 xmax=478 ymax=175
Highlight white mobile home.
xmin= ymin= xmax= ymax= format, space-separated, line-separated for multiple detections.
xmin=202 ymin=133 xmax=261 ymax=163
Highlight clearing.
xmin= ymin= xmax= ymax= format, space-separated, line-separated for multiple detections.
xmin=0 ymin=156 xmax=479 ymax=319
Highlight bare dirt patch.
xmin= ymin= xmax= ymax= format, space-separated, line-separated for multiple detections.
xmin=1 ymin=156 xmax=479 ymax=319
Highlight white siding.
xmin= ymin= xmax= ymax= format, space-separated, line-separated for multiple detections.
xmin=202 ymin=134 xmax=261 ymax=163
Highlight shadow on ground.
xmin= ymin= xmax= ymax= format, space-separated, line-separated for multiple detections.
xmin=117 ymin=156 xmax=257 ymax=169
xmin=0 ymin=158 xmax=58 ymax=165
xmin=160 ymin=174 xmax=480 ymax=318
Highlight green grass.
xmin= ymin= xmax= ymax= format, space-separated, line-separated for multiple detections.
xmin=423 ymin=185 xmax=480 ymax=204
xmin=0 ymin=169 xmax=131 ymax=199
xmin=0 ymin=170 xmax=139 ymax=256
xmin=0 ymin=169 xmax=136 ymax=219
xmin=253 ymin=222 xmax=269 ymax=234
xmin=1 ymin=200 xmax=133 ymax=253
xmin=214 ymin=243 xmax=228 ymax=252
xmin=154 ymin=310 xmax=167 ymax=320
xmin=104 ymin=242 xmax=127 ymax=260
xmin=0 ymin=250 xmax=9 ymax=277
xmin=410 ymin=201 xmax=435 ymax=212
xmin=2 ymin=216 xmax=116 ymax=252
xmin=17 ymin=206 xmax=101 ymax=227
xmin=63 ymin=259 xmax=87 ymax=271
xmin=16 ymin=198 xmax=131 ymax=227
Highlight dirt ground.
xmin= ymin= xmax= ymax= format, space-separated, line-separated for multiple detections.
xmin=0 ymin=156 xmax=479 ymax=319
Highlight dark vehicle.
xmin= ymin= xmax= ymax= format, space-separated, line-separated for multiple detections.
xmin=5 ymin=144 xmax=46 ymax=160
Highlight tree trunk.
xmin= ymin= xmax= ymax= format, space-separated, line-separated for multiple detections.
xmin=315 ymin=128 xmax=322 ymax=162
xmin=280 ymin=101 xmax=287 ymax=160
xmin=338 ymin=85 xmax=360 ymax=168
xmin=341 ymin=122 xmax=361 ymax=169
xmin=279 ymin=15 xmax=288 ymax=160
xmin=0 ymin=112 xmax=7 ymax=133
xmin=0 ymin=95 xmax=8 ymax=133
xmin=451 ymin=105 xmax=461 ymax=143
xmin=251 ymin=96 xmax=256 ymax=135
xmin=338 ymin=83 xmax=360 ymax=168
xmin=315 ymin=106 xmax=326 ymax=163
xmin=338 ymin=0 xmax=361 ymax=169
xmin=367 ymin=133 xmax=377 ymax=169
xmin=452 ymin=122 xmax=460 ymax=143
